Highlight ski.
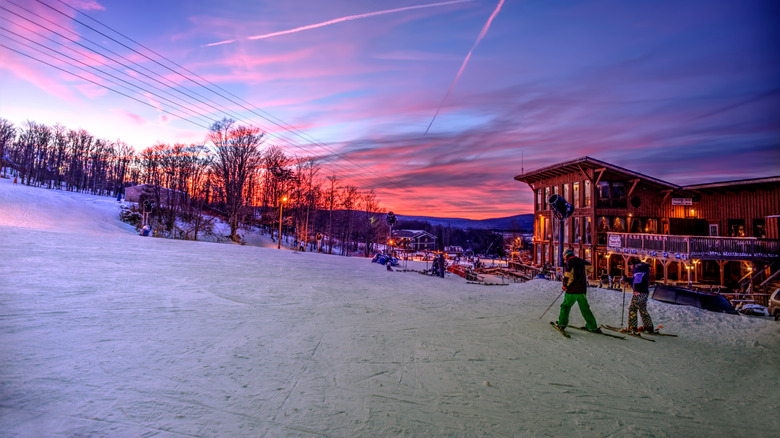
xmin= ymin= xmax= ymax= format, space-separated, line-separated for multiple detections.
xmin=645 ymin=325 xmax=678 ymax=337
xmin=550 ymin=321 xmax=570 ymax=338
xmin=570 ymin=326 xmax=625 ymax=339
xmin=601 ymin=325 xmax=656 ymax=342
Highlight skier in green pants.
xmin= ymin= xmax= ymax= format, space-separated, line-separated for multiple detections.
xmin=557 ymin=249 xmax=600 ymax=332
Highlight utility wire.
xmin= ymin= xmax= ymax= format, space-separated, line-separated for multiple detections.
xmin=6 ymin=0 xmax=434 ymax=212
xmin=43 ymin=0 xmax=421 ymax=196
xmin=0 ymin=43 xmax=213 ymax=131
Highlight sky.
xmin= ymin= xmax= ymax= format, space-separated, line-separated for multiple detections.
xmin=0 ymin=0 xmax=778 ymax=219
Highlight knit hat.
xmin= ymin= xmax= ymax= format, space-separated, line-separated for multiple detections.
xmin=563 ymin=249 xmax=574 ymax=260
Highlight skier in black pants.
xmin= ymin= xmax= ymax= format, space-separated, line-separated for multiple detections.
xmin=624 ymin=262 xmax=654 ymax=333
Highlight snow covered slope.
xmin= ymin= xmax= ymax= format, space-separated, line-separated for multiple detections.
xmin=1 ymin=177 xmax=778 ymax=437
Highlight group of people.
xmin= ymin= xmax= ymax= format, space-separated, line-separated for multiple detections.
xmin=555 ymin=249 xmax=654 ymax=334
xmin=430 ymin=253 xmax=446 ymax=278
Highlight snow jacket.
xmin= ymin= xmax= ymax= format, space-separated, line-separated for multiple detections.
xmin=562 ymin=256 xmax=589 ymax=294
xmin=632 ymin=263 xmax=650 ymax=294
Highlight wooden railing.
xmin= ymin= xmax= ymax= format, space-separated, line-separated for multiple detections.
xmin=606 ymin=233 xmax=780 ymax=260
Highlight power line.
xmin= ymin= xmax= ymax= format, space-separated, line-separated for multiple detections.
xmin=42 ymin=0 xmax=424 ymax=197
xmin=0 ymin=43 xmax=213 ymax=131
xmin=5 ymin=0 xmax=436 ymax=213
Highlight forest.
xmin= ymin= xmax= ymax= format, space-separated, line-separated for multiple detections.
xmin=0 ymin=117 xmax=512 ymax=257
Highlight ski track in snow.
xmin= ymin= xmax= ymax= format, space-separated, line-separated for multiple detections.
xmin=1 ymin=178 xmax=779 ymax=437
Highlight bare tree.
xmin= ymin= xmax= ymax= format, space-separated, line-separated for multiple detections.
xmin=0 ymin=119 xmax=16 ymax=178
xmin=324 ymin=175 xmax=340 ymax=254
xmin=208 ymin=118 xmax=265 ymax=243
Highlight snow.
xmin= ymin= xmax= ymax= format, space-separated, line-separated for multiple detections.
xmin=1 ymin=177 xmax=778 ymax=437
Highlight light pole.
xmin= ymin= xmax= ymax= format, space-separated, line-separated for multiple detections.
xmin=278 ymin=196 xmax=287 ymax=249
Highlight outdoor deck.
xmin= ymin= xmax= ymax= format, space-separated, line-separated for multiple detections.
xmin=606 ymin=232 xmax=780 ymax=262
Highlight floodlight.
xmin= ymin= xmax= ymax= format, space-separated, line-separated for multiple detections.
xmin=548 ymin=194 xmax=574 ymax=219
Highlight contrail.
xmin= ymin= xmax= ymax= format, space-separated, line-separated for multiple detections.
xmin=204 ymin=0 xmax=472 ymax=47
xmin=425 ymin=0 xmax=504 ymax=135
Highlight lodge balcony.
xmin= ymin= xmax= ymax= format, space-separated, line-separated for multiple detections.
xmin=605 ymin=232 xmax=780 ymax=262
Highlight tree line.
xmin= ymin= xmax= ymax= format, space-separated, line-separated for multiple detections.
xmin=0 ymin=117 xmax=390 ymax=253
xmin=1 ymin=117 xmax=510 ymax=257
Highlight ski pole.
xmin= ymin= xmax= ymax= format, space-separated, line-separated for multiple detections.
xmin=539 ymin=289 xmax=566 ymax=320
xmin=621 ymin=287 xmax=626 ymax=327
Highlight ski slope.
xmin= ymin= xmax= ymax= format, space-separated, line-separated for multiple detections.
xmin=1 ymin=177 xmax=778 ymax=437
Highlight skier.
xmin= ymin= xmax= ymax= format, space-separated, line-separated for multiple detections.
xmin=624 ymin=262 xmax=654 ymax=333
xmin=438 ymin=253 xmax=446 ymax=278
xmin=556 ymin=249 xmax=600 ymax=333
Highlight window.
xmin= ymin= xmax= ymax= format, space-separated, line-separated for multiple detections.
xmin=597 ymin=182 xmax=610 ymax=207
xmin=612 ymin=182 xmax=626 ymax=208
xmin=613 ymin=217 xmax=625 ymax=233
xmin=563 ymin=183 xmax=570 ymax=205
xmin=598 ymin=217 xmax=611 ymax=233
xmin=536 ymin=216 xmax=544 ymax=239
xmin=597 ymin=216 xmax=610 ymax=245
xmin=646 ymin=219 xmax=657 ymax=234
xmin=584 ymin=217 xmax=592 ymax=245
xmin=573 ymin=182 xmax=580 ymax=208
xmin=709 ymin=223 xmax=719 ymax=237
xmin=753 ymin=219 xmax=765 ymax=238
xmin=584 ymin=181 xmax=592 ymax=207
xmin=573 ymin=216 xmax=581 ymax=243
xmin=545 ymin=216 xmax=552 ymax=240
xmin=728 ymin=219 xmax=745 ymax=237
xmin=630 ymin=218 xmax=643 ymax=233
xmin=536 ymin=189 xmax=542 ymax=211
xmin=544 ymin=187 xmax=550 ymax=210
xmin=596 ymin=181 xmax=627 ymax=208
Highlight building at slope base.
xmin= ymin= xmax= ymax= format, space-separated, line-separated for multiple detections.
xmin=514 ymin=156 xmax=780 ymax=304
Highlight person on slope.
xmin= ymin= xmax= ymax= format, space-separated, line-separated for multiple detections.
xmin=623 ymin=262 xmax=654 ymax=334
xmin=556 ymin=249 xmax=600 ymax=333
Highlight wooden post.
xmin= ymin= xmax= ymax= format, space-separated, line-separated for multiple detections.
xmin=716 ymin=260 xmax=727 ymax=286
xmin=660 ymin=259 xmax=671 ymax=285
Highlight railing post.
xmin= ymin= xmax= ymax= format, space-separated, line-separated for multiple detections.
xmin=686 ymin=237 xmax=690 ymax=259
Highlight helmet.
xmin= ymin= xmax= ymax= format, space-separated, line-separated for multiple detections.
xmin=563 ymin=249 xmax=574 ymax=260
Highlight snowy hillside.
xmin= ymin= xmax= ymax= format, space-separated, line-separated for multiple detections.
xmin=1 ymin=177 xmax=778 ymax=437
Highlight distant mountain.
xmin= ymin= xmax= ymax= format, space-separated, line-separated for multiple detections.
xmin=396 ymin=214 xmax=533 ymax=231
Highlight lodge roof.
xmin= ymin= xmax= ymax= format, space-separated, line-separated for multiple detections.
xmin=682 ymin=176 xmax=780 ymax=192
xmin=514 ymin=156 xmax=677 ymax=189
xmin=514 ymin=156 xmax=780 ymax=193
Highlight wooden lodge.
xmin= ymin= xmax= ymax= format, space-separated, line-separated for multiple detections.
xmin=514 ymin=157 xmax=780 ymax=304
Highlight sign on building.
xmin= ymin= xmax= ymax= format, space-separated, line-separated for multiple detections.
xmin=608 ymin=235 xmax=621 ymax=248
xmin=671 ymin=198 xmax=693 ymax=205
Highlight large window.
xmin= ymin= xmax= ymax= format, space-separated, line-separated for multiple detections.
xmin=596 ymin=181 xmax=627 ymax=208
xmin=573 ymin=182 xmax=580 ymax=208
xmin=597 ymin=216 xmax=610 ymax=245
xmin=597 ymin=182 xmax=610 ymax=207
xmin=573 ymin=216 xmax=581 ymax=243
xmin=563 ymin=183 xmax=570 ymax=205
xmin=544 ymin=187 xmax=550 ymax=210
xmin=584 ymin=181 xmax=592 ymax=207
xmin=536 ymin=189 xmax=542 ymax=211
xmin=612 ymin=182 xmax=626 ymax=208
xmin=545 ymin=216 xmax=552 ymax=240
xmin=584 ymin=217 xmax=592 ymax=244
xmin=613 ymin=217 xmax=626 ymax=233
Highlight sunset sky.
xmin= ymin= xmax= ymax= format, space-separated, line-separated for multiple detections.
xmin=1 ymin=0 xmax=778 ymax=219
